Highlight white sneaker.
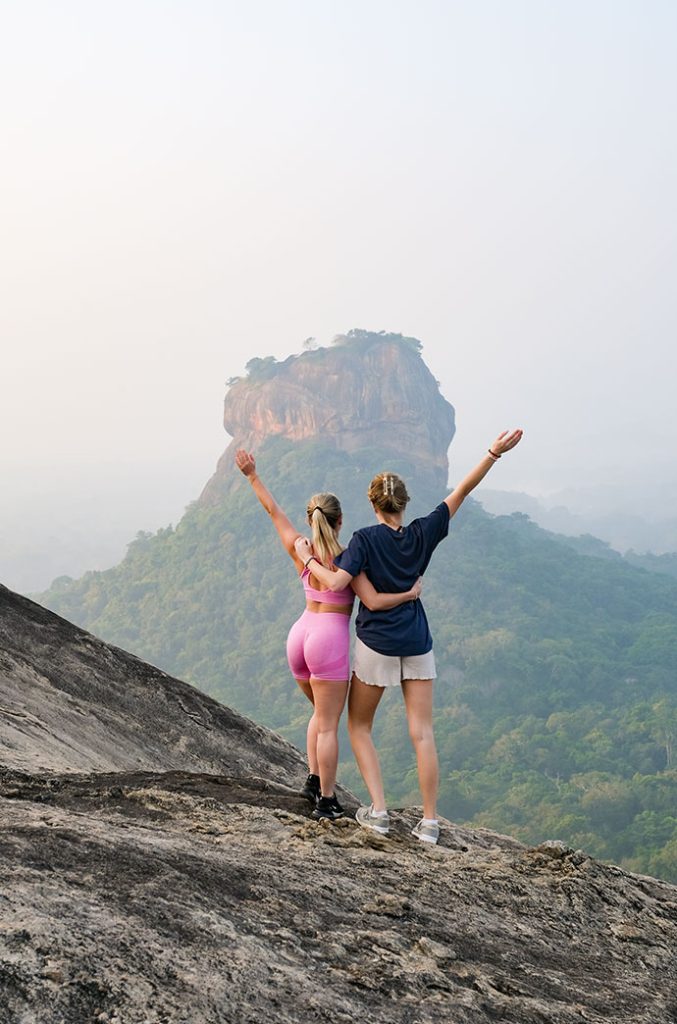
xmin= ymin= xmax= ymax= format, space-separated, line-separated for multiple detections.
xmin=412 ymin=819 xmax=439 ymax=844
xmin=355 ymin=805 xmax=390 ymax=835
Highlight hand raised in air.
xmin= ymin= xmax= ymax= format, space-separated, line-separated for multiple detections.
xmin=235 ymin=449 xmax=256 ymax=477
xmin=489 ymin=429 xmax=523 ymax=456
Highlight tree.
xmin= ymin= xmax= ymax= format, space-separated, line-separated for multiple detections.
xmin=245 ymin=356 xmax=278 ymax=379
xmin=650 ymin=697 xmax=677 ymax=769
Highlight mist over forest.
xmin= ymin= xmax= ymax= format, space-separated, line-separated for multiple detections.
xmin=37 ymin=333 xmax=677 ymax=885
xmin=4 ymin=396 xmax=676 ymax=594
xmin=2 ymin=6 xmax=677 ymax=1019
xmin=3 ymin=3 xmax=676 ymax=594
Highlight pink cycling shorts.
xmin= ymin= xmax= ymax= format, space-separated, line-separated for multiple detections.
xmin=286 ymin=610 xmax=351 ymax=682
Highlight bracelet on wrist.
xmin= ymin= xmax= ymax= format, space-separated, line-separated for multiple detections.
xmin=488 ymin=448 xmax=501 ymax=461
xmin=304 ymin=555 xmax=316 ymax=569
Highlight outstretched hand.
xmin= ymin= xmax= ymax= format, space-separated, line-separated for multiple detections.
xmin=294 ymin=535 xmax=313 ymax=563
xmin=235 ymin=449 xmax=256 ymax=477
xmin=490 ymin=429 xmax=523 ymax=456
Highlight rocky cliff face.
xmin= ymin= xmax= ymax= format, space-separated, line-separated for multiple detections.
xmin=200 ymin=331 xmax=456 ymax=503
xmin=0 ymin=584 xmax=303 ymax=782
xmin=2 ymin=585 xmax=677 ymax=1024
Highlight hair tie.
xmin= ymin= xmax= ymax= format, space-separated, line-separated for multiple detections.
xmin=383 ymin=475 xmax=394 ymax=496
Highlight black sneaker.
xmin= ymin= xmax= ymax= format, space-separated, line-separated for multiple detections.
xmin=312 ymin=794 xmax=344 ymax=821
xmin=301 ymin=773 xmax=321 ymax=804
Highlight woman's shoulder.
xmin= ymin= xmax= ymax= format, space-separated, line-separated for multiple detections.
xmin=354 ymin=521 xmax=383 ymax=538
xmin=409 ymin=503 xmax=450 ymax=529
xmin=345 ymin=523 xmax=385 ymax=550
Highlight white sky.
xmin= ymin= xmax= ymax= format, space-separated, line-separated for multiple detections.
xmin=1 ymin=1 xmax=676 ymax=558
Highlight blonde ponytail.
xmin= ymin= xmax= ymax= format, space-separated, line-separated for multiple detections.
xmin=306 ymin=493 xmax=343 ymax=567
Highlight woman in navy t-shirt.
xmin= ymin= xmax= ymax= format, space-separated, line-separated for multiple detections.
xmin=296 ymin=428 xmax=523 ymax=844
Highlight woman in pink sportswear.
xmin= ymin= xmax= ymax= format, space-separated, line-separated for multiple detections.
xmin=235 ymin=449 xmax=421 ymax=821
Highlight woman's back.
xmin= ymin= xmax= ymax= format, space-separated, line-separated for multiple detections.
xmin=301 ymin=566 xmax=354 ymax=605
xmin=334 ymin=502 xmax=449 ymax=656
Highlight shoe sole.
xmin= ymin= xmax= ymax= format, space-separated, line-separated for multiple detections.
xmin=356 ymin=818 xmax=390 ymax=835
xmin=412 ymin=829 xmax=438 ymax=844
xmin=312 ymin=811 xmax=344 ymax=821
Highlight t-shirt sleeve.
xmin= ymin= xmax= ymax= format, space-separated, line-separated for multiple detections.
xmin=334 ymin=531 xmax=369 ymax=578
xmin=416 ymin=502 xmax=450 ymax=571
xmin=426 ymin=502 xmax=451 ymax=543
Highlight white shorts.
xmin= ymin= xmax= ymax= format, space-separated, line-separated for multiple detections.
xmin=353 ymin=637 xmax=437 ymax=688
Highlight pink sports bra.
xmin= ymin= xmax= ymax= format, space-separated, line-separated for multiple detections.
xmin=301 ymin=565 xmax=354 ymax=606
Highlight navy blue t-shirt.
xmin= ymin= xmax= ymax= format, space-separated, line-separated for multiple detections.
xmin=334 ymin=502 xmax=450 ymax=656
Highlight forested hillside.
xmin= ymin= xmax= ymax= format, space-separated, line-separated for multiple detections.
xmin=40 ymin=334 xmax=677 ymax=883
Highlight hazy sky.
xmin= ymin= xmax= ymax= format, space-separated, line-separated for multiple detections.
xmin=2 ymin=1 xmax=676 ymax=563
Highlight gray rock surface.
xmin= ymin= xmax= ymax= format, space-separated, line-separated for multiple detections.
xmin=0 ymin=585 xmax=303 ymax=781
xmin=3 ymin=769 xmax=677 ymax=1024
xmin=2 ymin=585 xmax=677 ymax=1023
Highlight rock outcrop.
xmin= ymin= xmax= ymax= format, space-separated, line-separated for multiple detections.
xmin=2 ymin=584 xmax=677 ymax=1023
xmin=200 ymin=331 xmax=456 ymax=503
xmin=0 ymin=584 xmax=303 ymax=781
xmin=4 ymin=765 xmax=677 ymax=1024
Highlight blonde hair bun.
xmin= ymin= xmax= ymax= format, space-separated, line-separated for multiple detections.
xmin=367 ymin=472 xmax=409 ymax=514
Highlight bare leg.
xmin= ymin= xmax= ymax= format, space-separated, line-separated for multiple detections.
xmin=347 ymin=674 xmax=387 ymax=811
xmin=401 ymin=678 xmax=438 ymax=819
xmin=295 ymin=677 xmax=318 ymax=775
xmin=309 ymin=678 xmax=349 ymax=796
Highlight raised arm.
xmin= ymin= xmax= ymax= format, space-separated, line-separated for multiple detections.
xmin=352 ymin=573 xmax=422 ymax=611
xmin=444 ymin=429 xmax=523 ymax=519
xmin=236 ymin=449 xmax=302 ymax=567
